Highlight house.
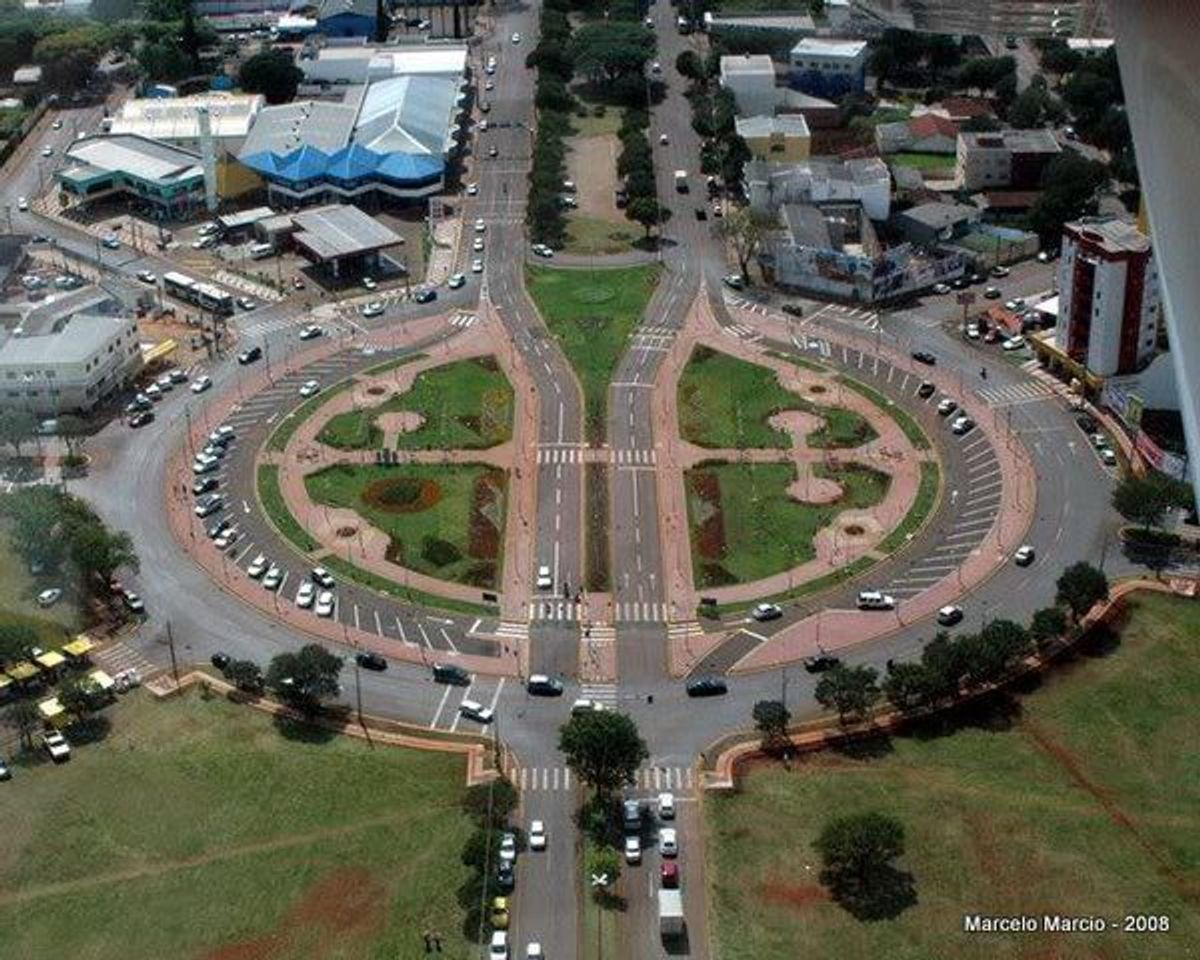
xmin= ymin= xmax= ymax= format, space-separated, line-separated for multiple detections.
xmin=875 ymin=114 xmax=959 ymax=155
xmin=735 ymin=115 xmax=811 ymax=163
xmin=776 ymin=89 xmax=839 ymax=129
xmin=788 ymin=39 xmax=868 ymax=98
xmin=893 ymin=201 xmax=980 ymax=245
xmin=956 ymin=128 xmax=1061 ymax=191
xmin=745 ymin=156 xmax=892 ymax=221
xmin=718 ymin=55 xmax=779 ymax=118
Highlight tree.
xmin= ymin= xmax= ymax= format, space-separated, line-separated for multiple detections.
xmin=919 ymin=631 xmax=967 ymax=703
xmin=70 ymin=524 xmax=138 ymax=591
xmin=925 ymin=34 xmax=962 ymax=79
xmin=1008 ymin=86 xmax=1048 ymax=129
xmin=224 ymin=658 xmax=264 ymax=692
xmin=1029 ymin=606 xmax=1068 ymax=647
xmin=959 ymin=620 xmax=1030 ymax=686
xmin=569 ymin=22 xmax=654 ymax=85
xmin=3 ymin=699 xmax=41 ymax=751
xmin=180 ymin=0 xmax=201 ymax=71
xmin=752 ymin=699 xmax=791 ymax=754
xmin=266 ymin=643 xmax=343 ymax=714
xmin=1055 ymin=562 xmax=1109 ymax=622
xmin=716 ymin=207 xmax=765 ymax=282
xmin=0 ymin=621 xmax=39 ymax=664
xmin=558 ymin=709 xmax=648 ymax=798
xmin=815 ymin=665 xmax=881 ymax=725
xmin=814 ymin=812 xmax=912 ymax=919
xmin=626 ymin=196 xmax=670 ymax=239
xmin=675 ymin=49 xmax=702 ymax=82
xmin=0 ymin=486 xmax=67 ymax=572
xmin=867 ymin=45 xmax=897 ymax=93
xmin=1112 ymin=472 xmax=1179 ymax=531
xmin=238 ymin=50 xmax=303 ymax=105
xmin=33 ymin=27 xmax=106 ymax=92
xmin=585 ymin=845 xmax=622 ymax=888
xmin=56 ymin=414 xmax=88 ymax=462
xmin=462 ymin=776 xmax=519 ymax=827
xmin=1029 ymin=153 xmax=1109 ymax=243
xmin=882 ymin=661 xmax=930 ymax=712
xmin=58 ymin=674 xmax=98 ymax=723
xmin=0 ymin=408 xmax=37 ymax=459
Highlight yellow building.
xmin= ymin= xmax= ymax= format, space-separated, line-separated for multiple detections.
xmin=734 ymin=114 xmax=811 ymax=163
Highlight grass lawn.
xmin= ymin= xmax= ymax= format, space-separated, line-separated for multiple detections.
xmin=319 ymin=358 xmax=513 ymax=452
xmin=563 ymin=213 xmax=641 ymax=256
xmin=319 ymin=555 xmax=495 ymax=616
xmin=889 ymin=151 xmax=957 ymax=174
xmin=305 ymin=463 xmax=507 ymax=589
xmin=686 ymin=460 xmax=889 ymax=587
xmin=678 ymin=348 xmax=877 ymax=450
xmin=525 ymin=263 xmax=661 ymax=444
xmin=878 ymin=460 xmax=941 ymax=553
xmin=706 ymin=590 xmax=1200 ymax=959
xmin=267 ymin=379 xmax=354 ymax=452
xmin=257 ymin=464 xmax=320 ymax=553
xmin=836 ymin=376 xmax=930 ymax=451
xmin=0 ymin=519 xmax=82 ymax=635
xmin=0 ymin=689 xmax=476 ymax=960
xmin=570 ymin=109 xmax=625 ymax=138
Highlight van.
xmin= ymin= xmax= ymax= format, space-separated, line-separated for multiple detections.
xmin=433 ymin=663 xmax=471 ymax=685
xmin=248 ymin=241 xmax=274 ymax=260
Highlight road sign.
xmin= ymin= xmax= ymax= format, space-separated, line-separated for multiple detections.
xmin=956 ymin=292 xmax=976 ymax=306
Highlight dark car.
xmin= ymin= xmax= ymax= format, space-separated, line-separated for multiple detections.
xmin=917 ymin=381 xmax=936 ymax=399
xmin=526 ymin=674 xmax=564 ymax=696
xmin=193 ymin=476 xmax=220 ymax=496
xmin=237 ymin=345 xmax=263 ymax=365
xmin=355 ymin=652 xmax=388 ymax=672
xmin=433 ymin=662 xmax=471 ymax=685
xmin=685 ymin=676 xmax=728 ymax=698
xmin=211 ymin=652 xmax=231 ymax=671
xmin=1075 ymin=414 xmax=1098 ymax=434
xmin=125 ymin=396 xmax=152 ymax=414
xmin=414 ymin=289 xmax=437 ymax=304
xmin=497 ymin=862 xmax=515 ymax=891
xmin=803 ymin=654 xmax=841 ymax=674
xmin=129 ymin=410 xmax=154 ymax=428
xmin=694 ymin=207 xmax=707 ymax=220
xmin=911 ymin=350 xmax=936 ymax=366
xmin=969 ymin=272 xmax=985 ymax=285
xmin=207 ymin=517 xmax=232 ymax=540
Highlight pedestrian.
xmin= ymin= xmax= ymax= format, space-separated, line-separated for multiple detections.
xmin=423 ymin=930 xmax=432 ymax=953
xmin=433 ymin=932 xmax=443 ymax=952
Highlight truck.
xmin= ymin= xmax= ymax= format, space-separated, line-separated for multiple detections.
xmin=674 ymin=170 xmax=688 ymax=193
xmin=658 ymin=889 xmax=684 ymax=937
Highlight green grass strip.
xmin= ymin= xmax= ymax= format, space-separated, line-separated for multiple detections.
xmin=266 ymin=378 xmax=355 ymax=452
xmin=878 ymin=460 xmax=942 ymax=553
xmin=836 ymin=375 xmax=931 ymax=450
xmin=766 ymin=349 xmax=828 ymax=373
xmin=318 ymin=554 xmax=497 ymax=617
xmin=256 ymin=464 xmax=320 ymax=553
xmin=701 ymin=556 xmax=877 ymax=618
xmin=361 ymin=351 xmax=427 ymax=378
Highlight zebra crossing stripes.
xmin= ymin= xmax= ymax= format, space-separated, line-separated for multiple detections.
xmin=667 ymin=621 xmax=703 ymax=640
xmin=580 ymin=682 xmax=619 ymax=706
xmin=722 ymin=323 xmax=762 ymax=343
xmin=507 ymin=764 xmax=696 ymax=793
xmin=537 ymin=446 xmax=582 ymax=465
xmin=724 ymin=295 xmax=770 ymax=316
xmin=494 ymin=621 xmax=529 ymax=641
xmin=977 ymin=380 xmax=1056 ymax=407
xmin=583 ymin=624 xmax=617 ymax=643
xmin=632 ymin=325 xmax=675 ymax=350
xmin=613 ymin=601 xmax=669 ymax=623
xmin=513 ymin=766 xmax=573 ymax=792
xmin=94 ymin=641 xmax=158 ymax=679
xmin=612 ymin=448 xmax=656 ymax=466
xmin=529 ymin=600 xmax=581 ymax=622
xmin=449 ymin=313 xmax=478 ymax=329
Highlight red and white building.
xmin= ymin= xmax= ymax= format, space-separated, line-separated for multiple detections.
xmin=1055 ymin=216 xmax=1160 ymax=377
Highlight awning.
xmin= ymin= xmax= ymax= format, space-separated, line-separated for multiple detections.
xmin=86 ymin=669 xmax=115 ymax=692
xmin=6 ymin=661 xmax=41 ymax=682
xmin=0 ymin=674 xmax=12 ymax=690
xmin=35 ymin=650 xmax=66 ymax=670
xmin=63 ymin=636 xmax=95 ymax=658
xmin=142 ymin=339 xmax=178 ymax=364
xmin=38 ymin=697 xmax=64 ymax=720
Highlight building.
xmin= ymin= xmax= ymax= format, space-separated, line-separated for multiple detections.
xmin=735 ymin=115 xmax=811 ymax=163
xmin=1055 ymin=216 xmax=1160 ymax=377
xmin=955 ymin=128 xmax=1061 ymax=191
xmin=314 ymin=0 xmax=378 ymax=38
xmin=776 ymin=89 xmax=840 ymax=128
xmin=286 ymin=204 xmax=404 ymax=278
xmin=875 ymin=114 xmax=959 ymax=154
xmin=297 ymin=44 xmax=469 ymax=86
xmin=760 ymin=202 xmax=965 ymax=303
xmin=0 ymin=291 xmax=142 ymax=415
xmin=718 ymin=55 xmax=779 ymax=118
xmin=745 ymin=156 xmax=892 ymax=221
xmin=788 ymin=39 xmax=868 ymax=98
xmin=56 ymin=135 xmax=207 ymax=219
xmin=703 ymin=12 xmax=817 ymax=34
xmin=850 ymin=1 xmax=1105 ymax=35
xmin=12 ymin=65 xmax=41 ymax=86
xmin=893 ymin=201 xmax=980 ymax=244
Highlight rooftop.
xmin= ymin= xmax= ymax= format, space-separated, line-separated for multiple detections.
xmin=238 ymin=98 xmax=360 ymax=157
xmin=63 ymin=134 xmax=204 ymax=184
xmin=803 ymin=156 xmax=891 ymax=186
xmin=216 ymin=206 xmax=276 ymax=230
xmin=704 ymin=12 xmax=816 ymax=32
xmin=299 ymin=44 xmax=469 ymax=80
xmin=791 ymin=38 xmax=869 ymax=58
xmin=960 ymin=128 xmax=1061 ymax=154
xmin=1067 ymin=215 xmax=1151 ymax=254
xmin=907 ymin=113 xmax=959 ymax=139
xmin=316 ymin=0 xmax=375 ymax=19
xmin=0 ymin=312 xmax=132 ymax=366
xmin=719 ymin=54 xmax=776 ymax=78
xmin=735 ymin=114 xmax=811 ymax=140
xmin=897 ymin=201 xmax=978 ymax=229
xmin=109 ymin=93 xmax=264 ymax=142
xmin=291 ymin=204 xmax=403 ymax=260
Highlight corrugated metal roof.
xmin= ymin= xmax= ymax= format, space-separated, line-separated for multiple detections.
xmin=291 ymin=204 xmax=402 ymax=260
xmin=65 ymin=135 xmax=203 ymax=183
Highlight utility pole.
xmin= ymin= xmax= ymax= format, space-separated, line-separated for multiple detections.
xmin=166 ymin=620 xmax=180 ymax=688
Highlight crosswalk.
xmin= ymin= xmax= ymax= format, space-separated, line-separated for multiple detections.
xmin=494 ymin=620 xmax=530 ymax=641
xmin=529 ymin=600 xmax=581 ymax=621
xmin=212 ymin=270 xmax=284 ymax=303
xmin=806 ymin=302 xmax=882 ymax=331
xmin=631 ymin=325 xmax=676 ymax=350
xmin=537 ymin=446 xmax=582 ymax=464
xmin=613 ymin=600 xmax=669 ymax=623
xmin=94 ymin=641 xmax=158 ymax=679
xmin=449 ymin=312 xmax=478 ymax=329
xmin=722 ymin=323 xmax=762 ymax=343
xmin=667 ymin=621 xmax=703 ymax=641
xmin=534 ymin=447 xmax=657 ymax=465
xmin=792 ymin=333 xmax=833 ymax=359
xmin=724 ymin=294 xmax=771 ymax=316
xmin=508 ymin=763 xmax=696 ymax=793
xmin=611 ymin=448 xmax=656 ymax=466
xmin=580 ymin=682 xmax=619 ymax=706
xmin=977 ymin=380 xmax=1056 ymax=407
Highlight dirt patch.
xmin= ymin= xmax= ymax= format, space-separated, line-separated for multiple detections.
xmin=467 ymin=468 xmax=506 ymax=565
xmin=809 ymin=384 xmax=828 ymax=394
xmin=363 ymin=476 xmax=442 ymax=513
xmin=689 ymin=469 xmax=725 ymax=562
xmin=760 ymin=881 xmax=830 ymax=909
xmin=365 ymin=385 xmax=386 ymax=396
xmin=336 ymin=525 xmax=358 ymax=539
xmin=844 ymin=524 xmax=864 ymax=536
xmin=568 ymin=132 xmax=621 ymax=219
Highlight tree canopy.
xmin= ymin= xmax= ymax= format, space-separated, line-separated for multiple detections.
xmin=569 ymin=22 xmax=654 ymax=85
xmin=558 ymin=709 xmax=648 ymax=797
xmin=1055 ymin=562 xmax=1109 ymax=621
xmin=814 ymin=811 xmax=914 ymax=920
xmin=266 ymin=643 xmax=343 ymax=714
xmin=815 ymin=664 xmax=881 ymax=724
xmin=238 ymin=50 xmax=302 ymax=105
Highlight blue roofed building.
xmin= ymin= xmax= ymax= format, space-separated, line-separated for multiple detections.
xmin=314 ymin=0 xmax=378 ymax=39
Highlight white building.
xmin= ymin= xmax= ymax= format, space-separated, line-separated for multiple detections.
xmin=788 ymin=39 xmax=868 ymax=97
xmin=108 ymin=93 xmax=265 ymax=154
xmin=298 ymin=45 xmax=470 ymax=86
xmin=718 ymin=55 xmax=778 ymax=118
xmin=745 ymin=156 xmax=892 ymax=221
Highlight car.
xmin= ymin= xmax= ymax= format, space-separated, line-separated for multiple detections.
xmin=511 ymin=31 xmax=521 ymax=42
xmin=1075 ymin=414 xmax=1098 ymax=434
xmin=236 ymin=296 xmax=257 ymax=311
xmin=192 ymin=454 xmax=219 ymax=475
xmin=623 ymin=798 xmax=642 ymax=830
xmin=1005 ymin=297 xmax=1027 ymax=312
xmin=650 ymin=60 xmax=662 ymax=73
xmin=136 ymin=269 xmax=157 ymax=284
xmin=529 ymin=820 xmax=547 ymax=850
xmin=1101 ymin=448 xmax=1118 ymax=466
xmin=917 ymin=381 xmax=936 ymax=399
xmin=983 ymin=286 xmax=1001 ymax=299
xmin=1063 ymin=125 xmax=1077 ymax=139
xmin=1037 ymin=250 xmax=1057 ymax=263
xmin=490 ymin=930 xmax=510 ymax=960
xmin=262 ymin=565 xmax=283 ymax=591
xmin=362 ymin=276 xmax=377 ymax=290
xmin=856 ymin=590 xmax=896 ymax=611
xmin=169 ymin=368 xmax=189 ymax=385
xmin=1014 ymin=545 xmax=1036 ymax=566
xmin=433 ymin=662 xmax=471 ymax=685
xmin=658 ymin=792 xmax=675 ymax=820
xmin=361 ymin=301 xmax=384 ymax=318
xmin=43 ymin=731 xmax=70 ymax=762
xmin=447 ymin=273 xmax=467 ymax=289
xmin=191 ymin=375 xmax=212 ymax=393
xmin=531 ymin=243 xmax=554 ymax=258
xmin=473 ymin=237 xmax=485 ymax=253
xmin=356 ymin=651 xmax=387 ymax=671
xmin=201 ymin=443 xmax=225 ymax=460
xmin=659 ymin=133 xmax=669 ymax=145
xmin=213 ymin=529 xmax=239 ymax=551
xmin=124 ymin=591 xmax=145 ymax=614
xmin=193 ymin=476 xmax=219 ymax=495
xmin=937 ymin=397 xmax=958 ymax=416
xmin=129 ymin=410 xmax=154 ymax=428
xmin=40 ymin=144 xmax=53 ymax=158
xmin=484 ymin=78 xmax=495 ymax=90
xmin=459 ymin=699 xmax=495 ymax=724
xmin=299 ymin=324 xmax=323 ymax=341
xmin=16 ymin=197 xmax=27 ymax=211
xmin=414 ymin=288 xmax=437 ymax=304
xmin=237 ymin=346 xmax=262 ymax=365
xmin=685 ymin=676 xmax=728 ymax=697
xmin=311 ymin=567 xmax=336 ymax=589
xmin=466 ymin=182 xmax=478 ymax=196
xmin=145 ymin=383 xmax=163 ymax=402
xmin=969 ymin=272 xmax=985 ymax=285
xmin=207 ymin=517 xmax=232 ymax=539
xmin=315 ymin=590 xmax=336 ymax=617
xmin=475 ymin=218 xmax=487 ymax=233
xmin=911 ymin=350 xmax=937 ymax=367
xmin=659 ymin=828 xmax=678 ymax=857
xmin=488 ymin=145 xmax=498 ymax=158
xmin=485 ymin=62 xmax=496 ymax=76
xmin=1002 ymin=335 xmax=1027 ymax=352
xmin=472 ymin=258 xmax=484 ymax=273
xmin=951 ymin=276 xmax=968 ymax=290
xmin=0 ymin=757 xmax=10 ymax=781
xmin=295 ymin=581 xmax=316 ymax=608
xmin=983 ymin=328 xmax=999 ymax=344
xmin=661 ymin=862 xmax=680 ymax=888
xmin=803 ymin=653 xmax=841 ymax=673
xmin=722 ymin=274 xmax=745 ymax=290
xmin=490 ymin=897 xmax=511 ymax=931
xmin=571 ymin=698 xmax=604 ymax=714
xmin=932 ymin=282 xmax=951 ymax=294
xmin=963 ymin=323 xmax=980 ymax=340
xmin=37 ymin=588 xmax=63 ymax=608
xmin=191 ymin=235 xmax=216 ymax=250
xmin=52 ymin=118 xmax=62 ymax=129
xmin=479 ymin=118 xmax=489 ymax=131
xmin=624 ymin=835 xmax=642 ymax=864
xmin=246 ymin=554 xmax=268 ymax=579
xmin=197 ymin=222 xmax=220 ymax=237
xmin=526 ymin=674 xmax=564 ymax=696
xmin=535 ymin=564 xmax=552 ymax=590
xmin=292 ymin=275 xmax=306 ymax=289
xmin=299 ymin=379 xmax=321 ymax=398
xmin=752 ymin=602 xmax=782 ymax=622
xmin=1090 ymin=432 xmax=1108 ymax=449
xmin=937 ymin=605 xmax=964 ymax=627
xmin=499 ymin=832 xmax=517 ymax=864
xmin=991 ymin=265 xmax=1010 ymax=278
xmin=695 ymin=207 xmax=708 ymax=221
xmin=952 ymin=415 xmax=976 ymax=435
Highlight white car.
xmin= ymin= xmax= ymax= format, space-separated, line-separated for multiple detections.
xmin=937 ymin=397 xmax=958 ymax=416
xmin=237 ymin=296 xmax=257 ymax=311
xmin=315 ymin=590 xmax=335 ymax=617
xmin=651 ymin=60 xmax=662 ymax=73
xmin=448 ymin=273 xmax=466 ymax=289
xmin=571 ymin=698 xmax=604 ymax=714
xmin=362 ymin=276 xmax=377 ymax=290
xmin=485 ymin=79 xmax=495 ymax=91
xmin=965 ymin=323 xmax=980 ymax=339
xmin=213 ymin=528 xmax=239 ymax=551
xmin=531 ymin=243 xmax=554 ymax=258
xmin=246 ymin=554 xmax=269 ymax=579
xmin=472 ymin=258 xmax=484 ymax=273
xmin=932 ymin=282 xmax=951 ymax=294
xmin=1002 ymin=336 xmax=1026 ymax=352
xmin=856 ymin=590 xmax=896 ymax=611
xmin=190 ymin=375 xmax=212 ymax=394
xmin=192 ymin=454 xmax=220 ymax=474
xmin=499 ymin=832 xmax=517 ymax=863
xmin=952 ymin=415 xmax=976 ymax=435
xmin=659 ymin=827 xmax=678 ymax=857
xmin=536 ymin=564 xmax=552 ymax=590
xmin=262 ymin=565 xmax=283 ymax=591
xmin=526 ymin=944 xmax=543 ymax=959
xmin=299 ymin=379 xmax=321 ymax=398
xmin=312 ymin=567 xmax=336 ymax=589
xmin=16 ymin=196 xmax=27 ymax=211
xmin=624 ymin=835 xmax=641 ymax=864
xmin=475 ymin=218 xmax=486 ymax=233
xmin=529 ymin=820 xmax=547 ymax=851
xmin=489 ymin=931 xmax=509 ymax=960
xmin=1005 ymin=297 xmax=1027 ymax=312
xmin=658 ymin=792 xmax=675 ymax=820
xmin=511 ymin=31 xmax=521 ymax=43
xmin=473 ymin=237 xmax=485 ymax=252
xmin=466 ymin=182 xmax=478 ymax=196
xmin=659 ymin=133 xmax=669 ymax=145
xmin=37 ymin=588 xmax=63 ymax=608
xmin=1014 ymin=545 xmax=1036 ymax=566
xmin=459 ymin=699 xmax=495 ymax=724
xmin=137 ymin=270 xmax=157 ymax=284
xmin=191 ymin=235 xmax=216 ymax=250
xmin=299 ymin=324 xmax=323 ymax=340
xmin=295 ymin=581 xmax=316 ymax=608
xmin=198 ymin=222 xmax=220 ymax=237
xmin=43 ymin=731 xmax=70 ymax=762
xmin=752 ymin=602 xmax=782 ymax=622
xmin=52 ymin=118 xmax=62 ymax=129
xmin=937 ymin=605 xmax=964 ymax=626
xmin=1101 ymin=448 xmax=1117 ymax=466
xmin=361 ymin=301 xmax=384 ymax=318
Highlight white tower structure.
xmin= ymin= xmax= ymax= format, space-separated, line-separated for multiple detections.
xmin=196 ymin=105 xmax=218 ymax=214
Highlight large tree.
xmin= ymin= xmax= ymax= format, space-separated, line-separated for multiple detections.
xmin=815 ymin=665 xmax=881 ymax=725
xmin=0 ymin=408 xmax=37 ymax=459
xmin=70 ymin=524 xmax=138 ymax=593
xmin=58 ymin=674 xmax=99 ymax=724
xmin=814 ymin=812 xmax=912 ymax=919
xmin=569 ymin=22 xmax=654 ymax=85
xmin=626 ymin=196 xmax=670 ymax=240
xmin=238 ymin=50 xmax=303 ymax=105
xmin=0 ymin=486 xmax=67 ymax=572
xmin=3 ymin=699 xmax=41 ymax=751
xmin=716 ymin=207 xmax=766 ymax=283
xmin=918 ymin=631 xmax=968 ymax=703
xmin=558 ymin=709 xmax=648 ymax=798
xmin=33 ymin=26 xmax=106 ymax=92
xmin=266 ymin=643 xmax=343 ymax=714
xmin=882 ymin=661 xmax=930 ymax=712
xmin=56 ymin=414 xmax=88 ymax=462
xmin=1029 ymin=606 xmax=1068 ymax=647
xmin=752 ymin=699 xmax=791 ymax=754
xmin=1029 ymin=153 xmax=1109 ymax=243
xmin=1111 ymin=472 xmax=1180 ymax=531
xmin=1055 ymin=562 xmax=1110 ymax=622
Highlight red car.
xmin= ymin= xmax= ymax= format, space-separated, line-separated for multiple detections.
xmin=660 ymin=862 xmax=679 ymax=889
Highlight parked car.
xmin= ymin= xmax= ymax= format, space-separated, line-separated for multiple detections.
xmin=361 ymin=301 xmax=384 ymax=318
xmin=211 ymin=652 xmax=231 ymax=670
xmin=1002 ymin=335 xmax=1026 ymax=352
xmin=952 ymin=415 xmax=976 ymax=435
xmin=983 ymin=286 xmax=1001 ymax=299
xmin=361 ymin=276 xmax=377 ymax=290
xmin=526 ymin=674 xmax=564 ymax=696
xmin=37 ymin=588 xmax=63 ymax=608
xmin=261 ymin=565 xmax=283 ymax=591
xmin=459 ymin=699 xmax=495 ymax=724
xmin=490 ymin=897 xmax=510 ymax=931
xmin=856 ymin=590 xmax=896 ymax=611
xmin=129 ymin=411 xmax=154 ymax=428
xmin=472 ymin=258 xmax=485 ymax=273
xmin=433 ymin=663 xmax=471 ymax=685
xmin=311 ymin=567 xmax=336 ymax=589
xmin=295 ymin=581 xmax=316 ymax=609
xmin=315 ymin=590 xmax=335 ymax=617
xmin=43 ymin=731 xmax=71 ymax=762
xmin=917 ymin=381 xmax=936 ymax=399
xmin=490 ymin=930 xmax=509 ymax=960
xmin=937 ymin=398 xmax=958 ymax=416
xmin=911 ymin=350 xmax=936 ymax=365
xmin=803 ymin=653 xmax=841 ymax=673
xmin=991 ymin=265 xmax=1010 ymax=278
xmin=571 ymin=698 xmax=604 ymax=714
xmin=236 ymin=297 xmax=257 ymax=311
xmin=685 ymin=675 xmax=728 ymax=697
xmin=932 ymin=282 xmax=951 ymax=294
xmin=124 ymin=591 xmax=145 ymax=614
xmin=246 ymin=554 xmax=268 ymax=579
xmin=193 ymin=476 xmax=219 ymax=496
xmin=624 ymin=835 xmax=642 ymax=864
xmin=722 ymin=274 xmax=745 ymax=290
xmin=448 ymin=272 xmax=467 ymax=289
xmin=0 ymin=757 xmax=10 ymax=780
